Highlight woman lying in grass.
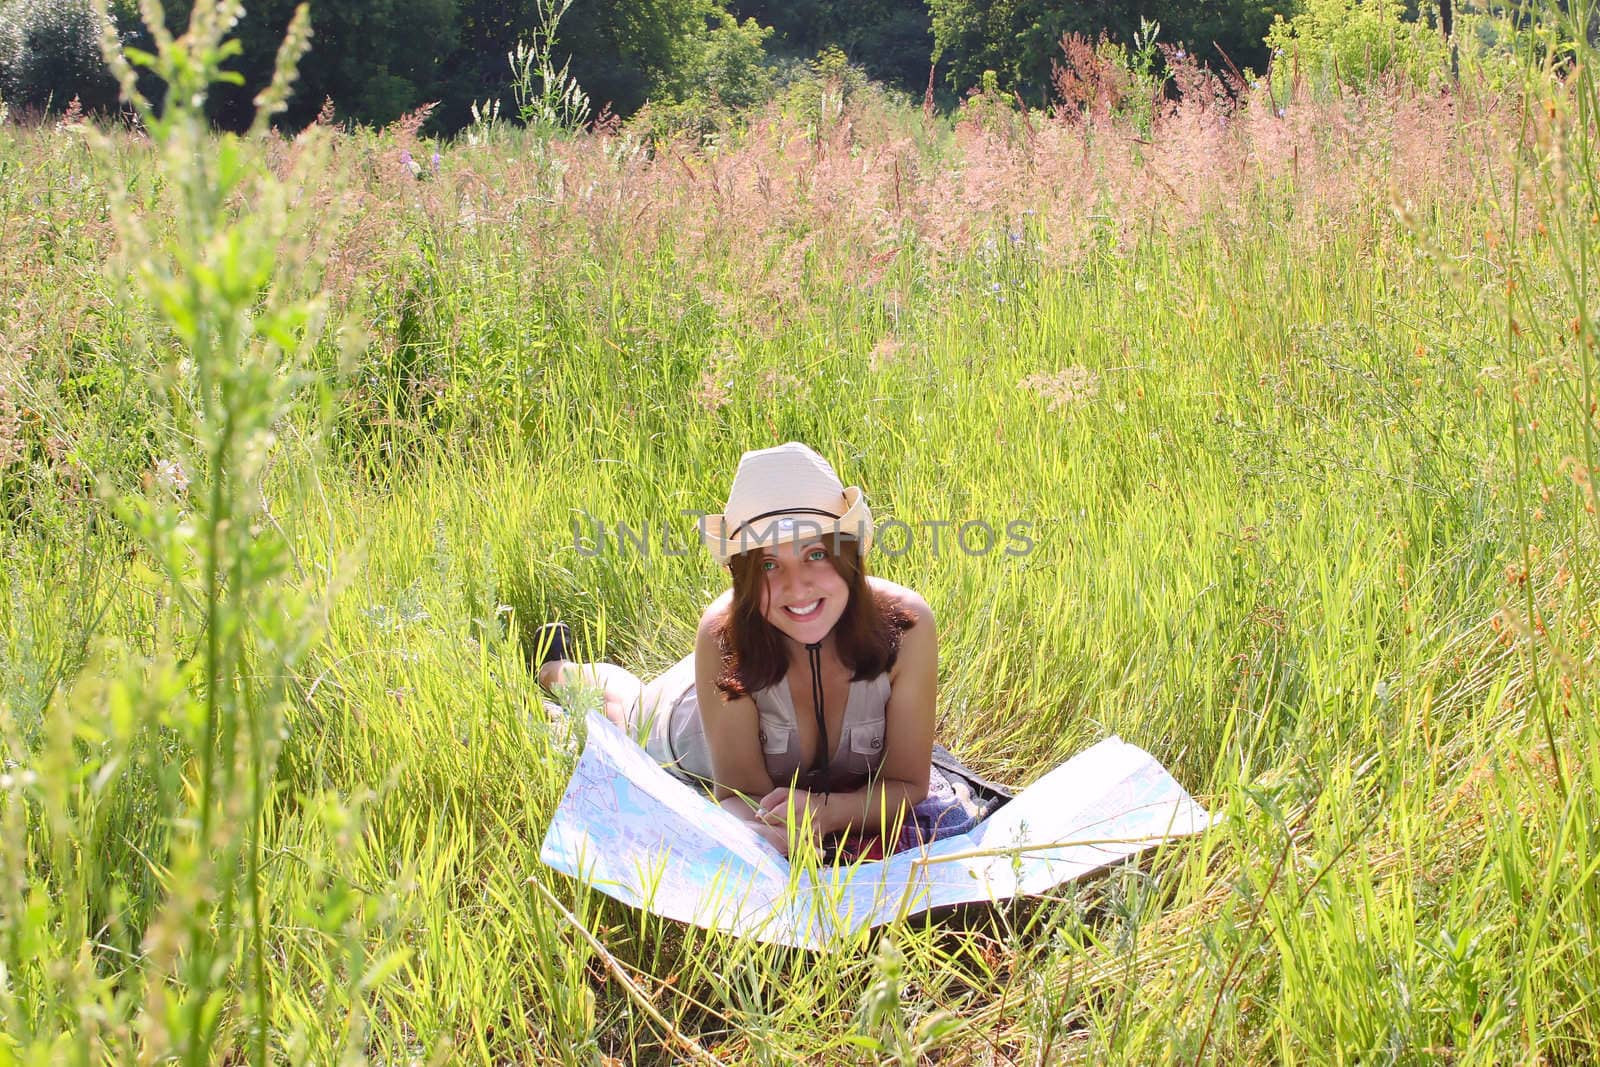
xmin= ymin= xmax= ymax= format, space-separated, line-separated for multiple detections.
xmin=537 ymin=442 xmax=982 ymax=858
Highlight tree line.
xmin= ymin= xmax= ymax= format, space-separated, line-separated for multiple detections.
xmin=3 ymin=0 xmax=1478 ymax=132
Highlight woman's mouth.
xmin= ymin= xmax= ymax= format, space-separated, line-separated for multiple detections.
xmin=783 ymin=599 xmax=824 ymax=620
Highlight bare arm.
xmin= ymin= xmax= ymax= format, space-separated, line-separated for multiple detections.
xmin=693 ymin=607 xmax=790 ymax=850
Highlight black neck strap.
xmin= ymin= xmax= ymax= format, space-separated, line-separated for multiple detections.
xmin=805 ymin=641 xmax=830 ymax=796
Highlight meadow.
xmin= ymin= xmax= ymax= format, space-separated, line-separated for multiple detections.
xmin=1 ymin=8 xmax=1598 ymax=1063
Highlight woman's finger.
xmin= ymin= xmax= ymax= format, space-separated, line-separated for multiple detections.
xmin=756 ymin=788 xmax=789 ymax=821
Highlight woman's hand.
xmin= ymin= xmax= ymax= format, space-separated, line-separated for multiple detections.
xmin=756 ymin=787 xmax=832 ymax=838
xmin=720 ymin=792 xmax=798 ymax=856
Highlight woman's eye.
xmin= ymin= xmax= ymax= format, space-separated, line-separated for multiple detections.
xmin=761 ymin=559 xmax=777 ymax=572
xmin=807 ymin=548 xmax=828 ymax=561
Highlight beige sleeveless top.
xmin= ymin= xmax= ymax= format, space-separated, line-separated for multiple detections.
xmin=634 ymin=653 xmax=892 ymax=788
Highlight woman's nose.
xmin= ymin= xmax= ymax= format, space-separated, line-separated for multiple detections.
xmin=773 ymin=563 xmax=807 ymax=597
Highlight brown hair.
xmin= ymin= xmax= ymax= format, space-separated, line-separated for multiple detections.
xmin=714 ymin=536 xmax=916 ymax=699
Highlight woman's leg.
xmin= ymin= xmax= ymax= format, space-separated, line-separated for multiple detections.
xmin=539 ymin=658 xmax=643 ymax=730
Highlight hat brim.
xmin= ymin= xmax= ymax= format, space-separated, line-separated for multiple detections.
xmin=702 ymin=487 xmax=873 ymax=566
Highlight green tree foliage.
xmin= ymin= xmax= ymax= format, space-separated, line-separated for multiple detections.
xmin=1265 ymin=0 xmax=1450 ymax=94
xmin=556 ymin=0 xmax=737 ymax=116
xmin=0 ymin=0 xmax=121 ymax=111
xmin=141 ymin=0 xmax=459 ymax=128
xmin=658 ymin=8 xmax=773 ymax=108
xmin=772 ymin=45 xmax=879 ymax=131
xmin=1177 ymin=0 xmax=1290 ymax=72
xmin=626 ymin=10 xmax=773 ymax=140
xmin=3 ymin=0 xmax=1331 ymax=127
xmin=928 ymin=0 xmax=1284 ymax=102
xmin=406 ymin=0 xmax=772 ymax=130
xmin=118 ymin=0 xmax=768 ymax=132
xmin=439 ymin=0 xmax=692 ymax=127
xmin=731 ymin=0 xmax=933 ymax=95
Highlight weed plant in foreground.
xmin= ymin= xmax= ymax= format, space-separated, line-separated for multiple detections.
xmin=0 ymin=2 xmax=1599 ymax=1063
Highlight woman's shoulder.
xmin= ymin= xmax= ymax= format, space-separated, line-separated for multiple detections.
xmin=696 ymin=589 xmax=734 ymax=637
xmin=870 ymin=577 xmax=935 ymax=686
xmin=867 ymin=576 xmax=935 ymax=627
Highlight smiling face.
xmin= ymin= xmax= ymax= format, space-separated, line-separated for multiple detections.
xmin=717 ymin=535 xmax=896 ymax=697
xmin=755 ymin=539 xmax=851 ymax=647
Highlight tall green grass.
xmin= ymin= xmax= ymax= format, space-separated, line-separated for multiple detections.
xmin=0 ymin=1 xmax=1597 ymax=1062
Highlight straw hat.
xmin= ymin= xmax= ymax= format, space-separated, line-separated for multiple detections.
xmin=701 ymin=442 xmax=874 ymax=566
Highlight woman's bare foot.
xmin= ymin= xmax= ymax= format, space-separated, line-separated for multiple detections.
xmin=537 ymin=658 xmax=574 ymax=690
xmin=533 ymin=622 xmax=573 ymax=688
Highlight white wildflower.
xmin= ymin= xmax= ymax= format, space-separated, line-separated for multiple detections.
xmin=154 ymin=458 xmax=190 ymax=494
xmin=1020 ymin=366 xmax=1100 ymax=411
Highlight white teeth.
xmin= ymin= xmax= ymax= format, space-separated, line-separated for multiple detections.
xmin=785 ymin=600 xmax=822 ymax=617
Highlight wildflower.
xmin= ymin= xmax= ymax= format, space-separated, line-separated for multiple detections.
xmin=695 ymin=369 xmax=730 ymax=411
xmin=1276 ymin=107 xmax=1286 ymax=118
xmin=431 ymin=150 xmax=442 ymax=170
xmin=154 ymin=458 xmax=190 ymax=494
xmin=0 ymin=386 xmax=22 ymax=470
xmin=756 ymin=368 xmax=801 ymax=396
xmin=56 ymin=96 xmax=85 ymax=130
xmin=990 ymin=282 xmax=1002 ymax=293
xmin=869 ymin=337 xmax=905 ymax=371
xmin=1020 ymin=366 xmax=1100 ymax=411
xmin=400 ymin=149 xmax=421 ymax=177
xmin=1174 ymin=49 xmax=1187 ymax=60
